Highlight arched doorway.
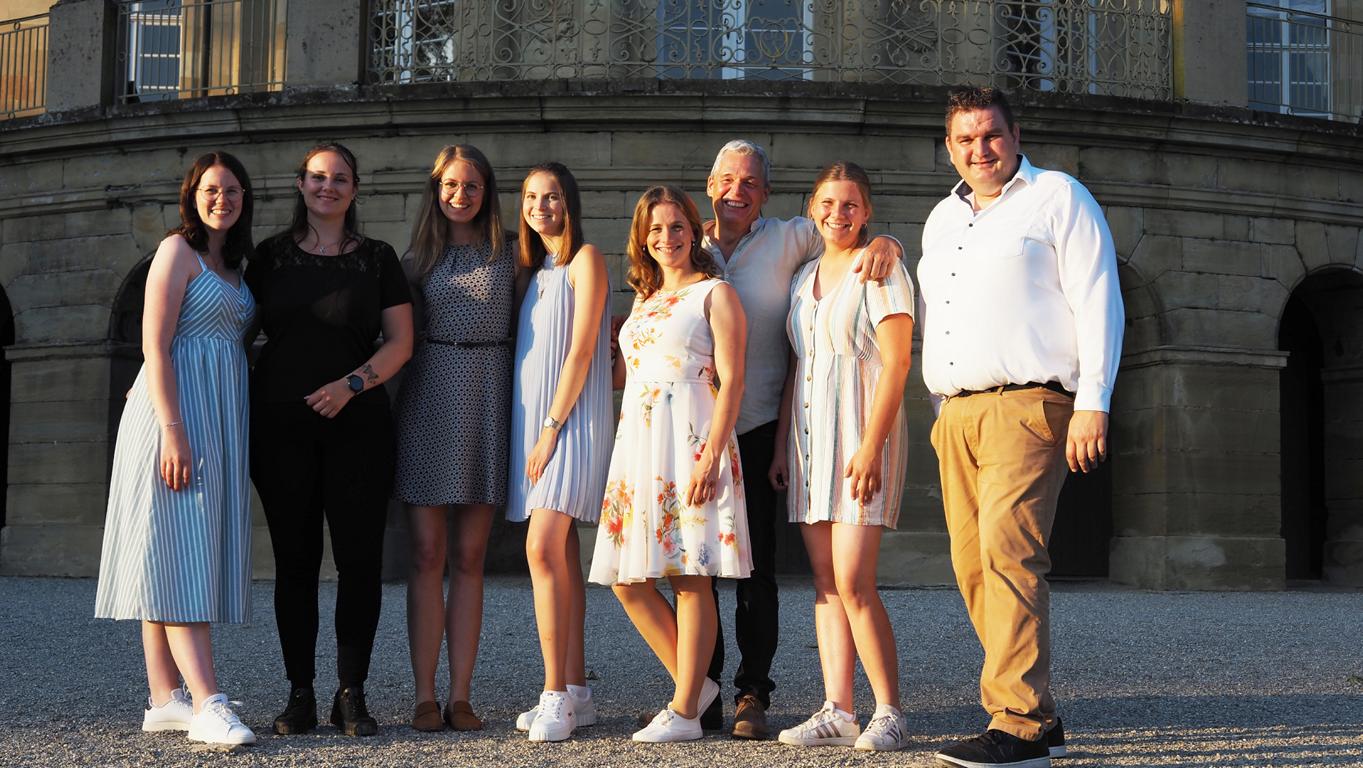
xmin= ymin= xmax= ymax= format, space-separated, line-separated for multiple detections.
xmin=1279 ymin=268 xmax=1363 ymax=586
xmin=108 ymin=259 xmax=152 ymax=445
xmin=0 ymin=287 xmax=13 ymax=532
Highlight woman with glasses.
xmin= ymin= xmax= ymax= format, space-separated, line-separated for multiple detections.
xmin=392 ymin=145 xmax=517 ymax=732
xmin=95 ymin=151 xmax=257 ymax=746
xmin=246 ymin=143 xmax=414 ymax=738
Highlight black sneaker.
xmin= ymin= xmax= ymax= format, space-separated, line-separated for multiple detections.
xmin=272 ymin=686 xmax=317 ymax=735
xmin=1046 ymin=718 xmax=1066 ymax=758
xmin=935 ymin=729 xmax=1051 ymax=768
xmin=700 ymin=686 xmax=723 ymax=731
xmin=330 ymin=685 xmax=379 ymax=736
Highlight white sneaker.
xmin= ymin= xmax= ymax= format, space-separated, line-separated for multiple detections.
xmin=516 ymin=686 xmax=597 ymax=731
xmin=187 ymin=694 xmax=255 ymax=746
xmin=527 ymin=690 xmax=575 ymax=742
xmin=778 ymin=701 xmax=860 ymax=747
xmin=632 ymin=707 xmax=702 ymax=743
xmin=142 ymin=688 xmax=193 ymax=732
xmin=853 ymin=705 xmax=909 ymax=751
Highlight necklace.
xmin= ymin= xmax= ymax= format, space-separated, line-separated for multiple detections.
xmin=314 ymin=237 xmax=344 ymax=255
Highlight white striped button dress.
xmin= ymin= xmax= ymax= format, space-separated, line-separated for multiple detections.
xmin=506 ymin=256 xmax=613 ymax=522
xmin=94 ymin=255 xmax=256 ymax=623
xmin=786 ymin=251 xmax=915 ymax=528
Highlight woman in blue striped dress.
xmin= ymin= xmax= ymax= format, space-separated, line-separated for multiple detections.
xmin=506 ymin=162 xmax=613 ymax=742
xmin=775 ymin=161 xmax=915 ymax=752
xmin=94 ymin=152 xmax=258 ymax=746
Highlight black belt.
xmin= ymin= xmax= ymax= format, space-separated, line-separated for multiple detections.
xmin=953 ymin=381 xmax=1073 ymax=399
xmin=425 ymin=337 xmax=511 ymax=348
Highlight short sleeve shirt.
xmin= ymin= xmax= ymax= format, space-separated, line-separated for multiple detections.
xmin=246 ymin=233 xmax=412 ymax=403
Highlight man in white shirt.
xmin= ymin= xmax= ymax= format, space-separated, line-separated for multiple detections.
xmin=699 ymin=139 xmax=903 ymax=739
xmin=921 ymin=88 xmax=1123 ymax=768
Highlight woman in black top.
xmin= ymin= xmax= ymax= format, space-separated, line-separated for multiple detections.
xmin=246 ymin=143 xmax=413 ymax=737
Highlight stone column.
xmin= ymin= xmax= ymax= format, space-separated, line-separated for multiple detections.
xmin=45 ymin=0 xmax=117 ymax=113
xmin=284 ymin=0 xmax=364 ymax=90
xmin=1172 ymin=0 xmax=1247 ymax=107
xmin=1109 ymin=347 xmax=1287 ymax=590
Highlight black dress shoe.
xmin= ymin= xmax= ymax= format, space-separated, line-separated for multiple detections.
xmin=935 ymin=729 xmax=1050 ymax=768
xmin=273 ymin=686 xmax=317 ymax=735
xmin=331 ymin=685 xmax=379 ymax=736
xmin=1046 ymin=717 xmax=1066 ymax=758
xmin=699 ymin=690 xmax=723 ymax=731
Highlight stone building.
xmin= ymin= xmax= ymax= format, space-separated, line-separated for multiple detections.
xmin=1 ymin=0 xmax=1360 ymax=590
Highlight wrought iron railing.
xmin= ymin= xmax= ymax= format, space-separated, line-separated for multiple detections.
xmin=113 ymin=0 xmax=287 ymax=104
xmin=367 ymin=0 xmax=1173 ymax=100
xmin=1248 ymin=2 xmax=1362 ymax=122
xmin=0 ymin=13 xmax=48 ymax=121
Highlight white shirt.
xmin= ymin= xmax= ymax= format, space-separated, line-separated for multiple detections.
xmin=702 ymin=216 xmax=821 ymax=435
xmin=918 ymin=155 xmax=1124 ymax=412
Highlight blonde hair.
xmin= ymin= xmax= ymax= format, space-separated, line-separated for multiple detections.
xmin=626 ymin=186 xmax=721 ymax=299
xmin=409 ymin=144 xmax=504 ymax=277
xmin=808 ymin=161 xmax=874 ymax=248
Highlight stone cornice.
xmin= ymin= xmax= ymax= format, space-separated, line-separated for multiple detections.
xmin=1121 ymin=345 xmax=1290 ymax=371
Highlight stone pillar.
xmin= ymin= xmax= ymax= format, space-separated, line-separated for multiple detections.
xmin=284 ymin=0 xmax=364 ymax=90
xmin=1172 ymin=0 xmax=1247 ymax=108
xmin=45 ymin=0 xmax=116 ymax=113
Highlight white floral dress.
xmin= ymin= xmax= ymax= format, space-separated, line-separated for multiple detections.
xmin=589 ymin=279 xmax=752 ymax=584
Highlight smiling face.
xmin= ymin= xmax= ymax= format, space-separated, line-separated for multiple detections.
xmin=521 ymin=170 xmax=566 ymax=239
xmin=296 ymin=150 xmax=357 ymax=221
xmin=646 ymin=201 xmax=695 ymax=273
xmin=706 ymin=151 xmax=768 ymax=233
xmin=809 ymin=179 xmax=870 ymax=253
xmin=195 ymin=164 xmax=244 ymax=233
xmin=946 ymin=105 xmax=1021 ymax=202
xmin=437 ymin=159 xmax=485 ymax=226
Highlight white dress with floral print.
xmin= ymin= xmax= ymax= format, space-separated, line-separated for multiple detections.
xmin=588 ymin=279 xmax=752 ymax=584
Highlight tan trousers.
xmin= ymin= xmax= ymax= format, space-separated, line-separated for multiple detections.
xmin=930 ymin=386 xmax=1073 ymax=741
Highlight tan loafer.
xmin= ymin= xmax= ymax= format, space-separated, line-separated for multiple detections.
xmin=412 ymin=700 xmax=444 ymax=732
xmin=445 ymin=700 xmax=484 ymax=731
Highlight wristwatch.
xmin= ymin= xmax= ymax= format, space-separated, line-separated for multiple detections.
xmin=346 ymin=374 xmax=365 ymax=394
xmin=542 ymin=416 xmax=562 ymax=431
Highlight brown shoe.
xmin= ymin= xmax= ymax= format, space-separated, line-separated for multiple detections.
xmin=731 ymin=694 xmax=771 ymax=740
xmin=412 ymin=700 xmax=444 ymax=732
xmin=445 ymin=700 xmax=484 ymax=731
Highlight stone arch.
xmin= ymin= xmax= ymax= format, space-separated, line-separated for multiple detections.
xmin=1277 ymin=265 xmax=1363 ymax=585
xmin=107 ymin=256 xmax=153 ymax=450
xmin=0 ymin=286 xmax=13 ymax=532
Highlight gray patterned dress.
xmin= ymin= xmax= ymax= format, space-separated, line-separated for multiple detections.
xmin=394 ymin=241 xmax=515 ymax=506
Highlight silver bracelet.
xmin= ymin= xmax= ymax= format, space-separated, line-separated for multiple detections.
xmin=162 ymin=421 xmax=183 ymax=429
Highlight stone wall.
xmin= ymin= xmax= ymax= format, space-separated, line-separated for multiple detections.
xmin=2 ymin=80 xmax=1362 ymax=588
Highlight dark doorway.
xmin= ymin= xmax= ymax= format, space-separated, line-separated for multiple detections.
xmin=0 ymin=288 xmax=13 ymax=532
xmin=1279 ymin=292 xmax=1327 ymax=581
xmin=1049 ymin=459 xmax=1113 ymax=579
xmin=108 ymin=260 xmax=152 ymax=448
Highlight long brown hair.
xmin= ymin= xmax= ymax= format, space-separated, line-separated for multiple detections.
xmin=288 ymin=142 xmax=361 ymax=248
xmin=409 ymin=144 xmax=504 ymax=277
xmin=517 ymin=162 xmax=583 ymax=271
xmin=808 ymin=161 xmax=874 ymax=248
xmin=172 ymin=151 xmax=254 ymax=268
xmin=626 ymin=185 xmax=721 ymax=299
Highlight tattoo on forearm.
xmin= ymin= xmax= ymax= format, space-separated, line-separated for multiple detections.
xmin=361 ymin=363 xmax=378 ymax=384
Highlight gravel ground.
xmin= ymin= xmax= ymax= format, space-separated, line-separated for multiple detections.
xmin=1 ymin=576 xmax=1361 ymax=767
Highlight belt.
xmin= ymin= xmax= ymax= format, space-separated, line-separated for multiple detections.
xmin=952 ymin=381 xmax=1073 ymax=399
xmin=425 ymin=337 xmax=511 ymax=348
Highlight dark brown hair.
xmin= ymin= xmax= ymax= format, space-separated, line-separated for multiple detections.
xmin=410 ymin=144 xmax=504 ymax=276
xmin=289 ymin=142 xmax=361 ymax=248
xmin=518 ymin=162 xmax=584 ymax=271
xmin=626 ymin=185 xmax=722 ymax=298
xmin=808 ymin=161 xmax=874 ymax=248
xmin=171 ymin=151 xmax=255 ymax=269
xmin=945 ymin=86 xmax=1016 ymax=135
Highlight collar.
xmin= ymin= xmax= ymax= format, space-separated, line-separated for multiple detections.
xmin=951 ymin=154 xmax=1035 ymax=203
xmin=702 ymin=215 xmax=767 ymax=252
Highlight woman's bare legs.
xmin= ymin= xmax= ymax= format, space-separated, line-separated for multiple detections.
xmin=143 ymin=621 xmax=182 ymax=705
xmin=445 ymin=503 xmax=494 ymax=702
xmin=612 ymin=575 xmax=716 ymax=719
xmin=800 ymin=522 xmax=856 ymax=711
xmin=830 ymin=522 xmax=899 ymax=710
xmin=526 ymin=509 xmax=579 ymax=692
xmin=161 ymin=623 xmax=219 ymax=712
xmin=406 ymin=505 xmax=448 ymax=705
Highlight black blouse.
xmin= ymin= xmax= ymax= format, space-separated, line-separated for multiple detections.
xmin=246 ymin=233 xmax=412 ymax=404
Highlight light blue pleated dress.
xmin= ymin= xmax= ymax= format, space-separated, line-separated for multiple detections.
xmin=507 ymin=256 xmax=613 ymax=522
xmin=95 ymin=253 xmax=255 ymax=623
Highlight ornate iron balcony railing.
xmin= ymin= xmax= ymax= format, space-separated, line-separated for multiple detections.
xmin=367 ymin=0 xmax=1172 ymax=100
xmin=113 ymin=0 xmax=287 ymax=105
xmin=0 ymin=12 xmax=48 ymax=121
xmin=1248 ymin=1 xmax=1362 ymax=122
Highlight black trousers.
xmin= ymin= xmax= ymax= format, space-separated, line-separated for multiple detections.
xmin=251 ymin=395 xmax=394 ymax=689
xmin=708 ymin=420 xmax=782 ymax=707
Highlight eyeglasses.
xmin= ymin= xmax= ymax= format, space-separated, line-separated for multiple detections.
xmin=440 ymin=181 xmax=484 ymax=196
xmin=198 ymin=186 xmax=245 ymax=201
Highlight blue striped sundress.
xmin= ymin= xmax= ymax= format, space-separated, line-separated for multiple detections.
xmin=786 ymin=250 xmax=916 ymax=528
xmin=94 ymin=253 xmax=256 ymax=623
xmin=507 ymin=256 xmax=613 ymax=523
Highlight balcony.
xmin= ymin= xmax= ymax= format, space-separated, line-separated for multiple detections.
xmin=367 ymin=0 xmax=1174 ymax=101
xmin=0 ymin=12 xmax=48 ymax=120
xmin=1248 ymin=1 xmax=1363 ymax=122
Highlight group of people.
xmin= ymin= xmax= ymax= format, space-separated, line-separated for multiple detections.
xmin=92 ymin=87 xmax=1123 ymax=768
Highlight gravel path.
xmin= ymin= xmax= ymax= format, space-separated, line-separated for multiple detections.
xmin=1 ymin=576 xmax=1361 ymax=767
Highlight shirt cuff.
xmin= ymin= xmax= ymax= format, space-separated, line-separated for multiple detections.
xmin=1074 ymin=384 xmax=1112 ymax=413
